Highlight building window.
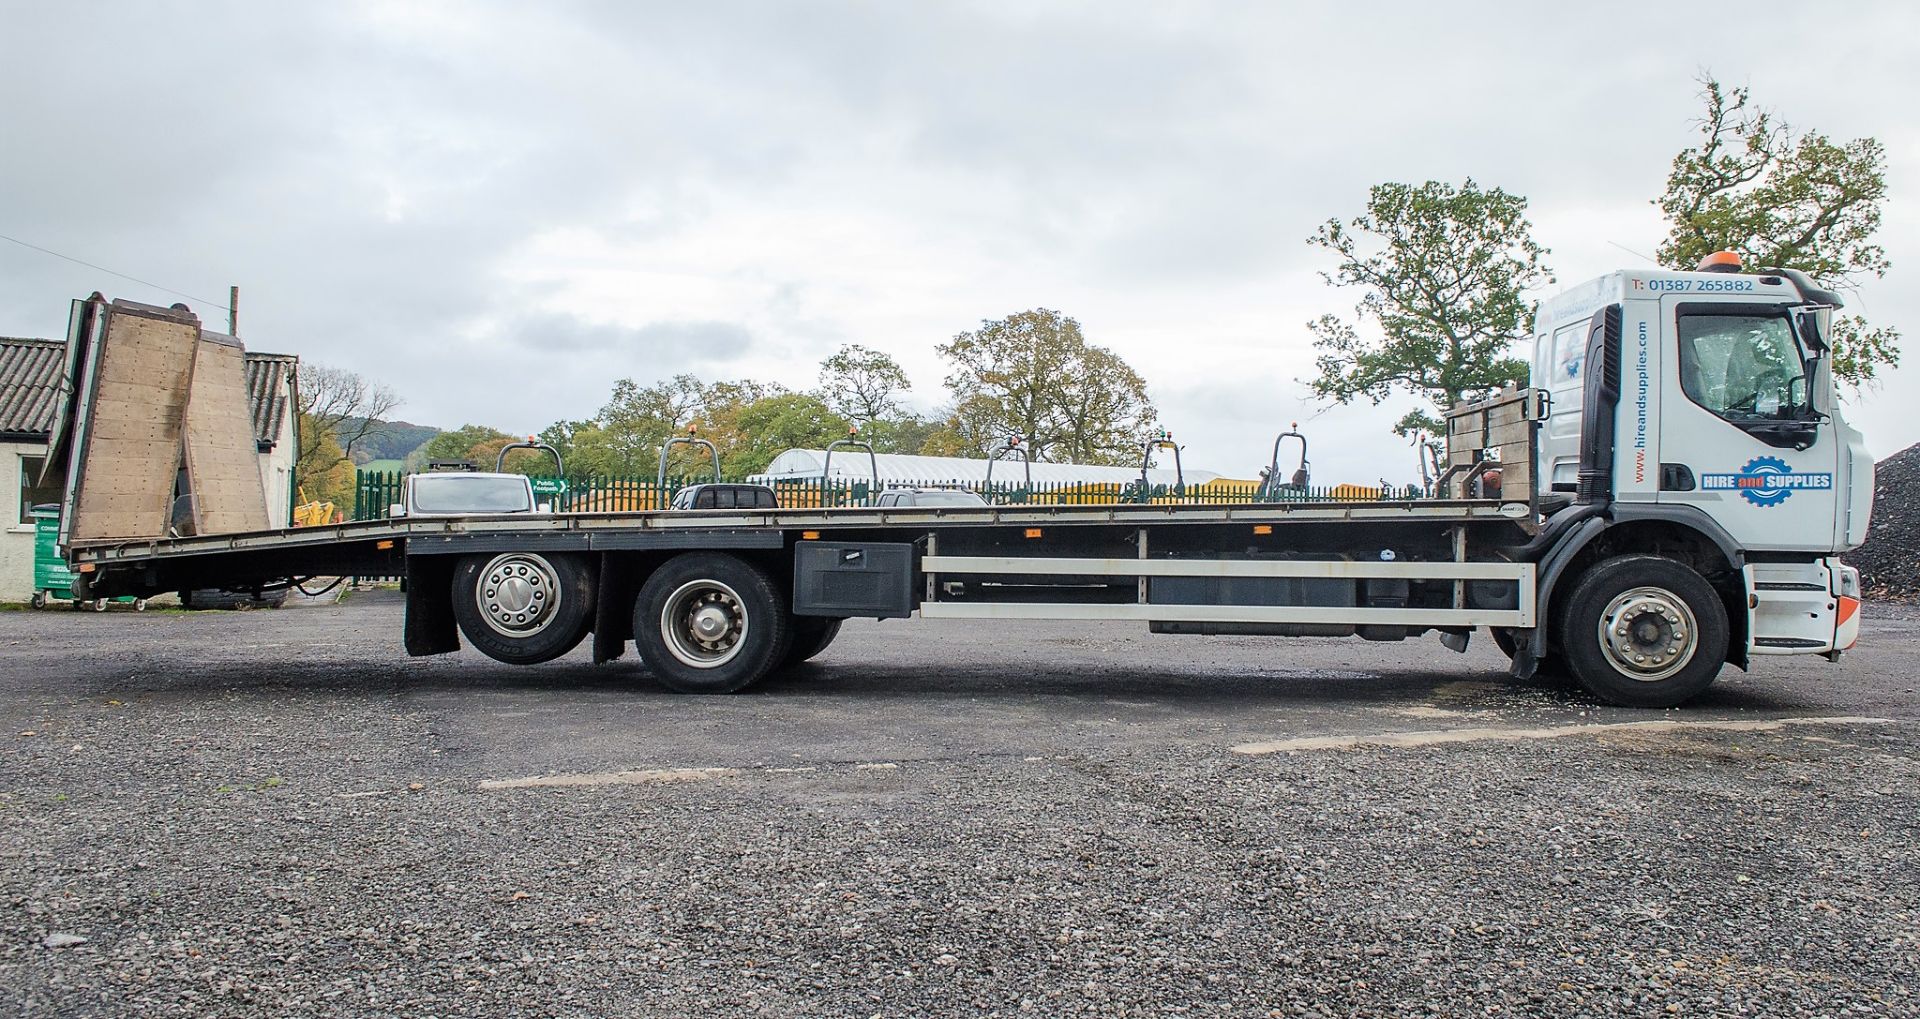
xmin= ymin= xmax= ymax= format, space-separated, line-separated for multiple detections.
xmin=19 ymin=455 xmax=61 ymax=525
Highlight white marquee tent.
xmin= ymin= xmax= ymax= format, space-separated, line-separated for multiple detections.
xmin=750 ymin=449 xmax=1218 ymax=487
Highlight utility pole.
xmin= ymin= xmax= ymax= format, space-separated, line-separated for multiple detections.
xmin=228 ymin=285 xmax=239 ymax=336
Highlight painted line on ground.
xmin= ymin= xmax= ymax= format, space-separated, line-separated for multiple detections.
xmin=478 ymin=762 xmax=904 ymax=790
xmin=1230 ymin=715 xmax=1896 ymax=755
xmin=479 ymin=767 xmax=743 ymax=790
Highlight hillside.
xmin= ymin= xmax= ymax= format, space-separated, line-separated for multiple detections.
xmin=345 ymin=419 xmax=441 ymax=464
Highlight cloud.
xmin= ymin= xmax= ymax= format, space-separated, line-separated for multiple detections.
xmin=505 ymin=315 xmax=753 ymax=358
xmin=1 ymin=2 xmax=1915 ymax=480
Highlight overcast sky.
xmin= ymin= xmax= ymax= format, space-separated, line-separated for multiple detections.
xmin=3 ymin=2 xmax=1915 ymax=485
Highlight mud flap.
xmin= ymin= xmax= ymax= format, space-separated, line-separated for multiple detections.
xmin=592 ymin=551 xmax=634 ymax=664
xmin=404 ymin=555 xmax=459 ymax=656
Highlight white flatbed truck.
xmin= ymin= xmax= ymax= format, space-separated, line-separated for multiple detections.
xmin=65 ymin=260 xmax=1874 ymax=707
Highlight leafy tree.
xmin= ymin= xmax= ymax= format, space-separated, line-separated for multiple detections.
xmin=937 ymin=309 xmax=1155 ymax=465
xmin=818 ymin=344 xmax=912 ymax=425
xmin=418 ymin=424 xmax=513 ymax=466
xmin=558 ymin=374 xmax=711 ymax=476
xmin=683 ymin=379 xmax=787 ymax=475
xmin=294 ymin=364 xmax=400 ymax=498
xmin=717 ymin=394 xmax=850 ymax=475
xmin=862 ymin=412 xmax=941 ymax=455
xmin=1655 ymin=75 xmax=1898 ymax=385
xmin=542 ymin=375 xmax=803 ymax=478
xmin=296 ymin=416 xmax=357 ymax=509
xmin=1306 ymin=179 xmax=1551 ymax=436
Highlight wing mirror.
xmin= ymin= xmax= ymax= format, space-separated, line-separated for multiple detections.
xmin=1795 ymin=308 xmax=1829 ymax=354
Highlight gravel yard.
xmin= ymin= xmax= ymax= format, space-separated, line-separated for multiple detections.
xmin=2 ymin=593 xmax=1916 ymax=1017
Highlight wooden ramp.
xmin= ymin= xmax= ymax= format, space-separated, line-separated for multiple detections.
xmin=62 ymin=301 xmax=200 ymax=544
xmin=183 ymin=332 xmax=269 ymax=534
xmin=57 ymin=299 xmax=274 ymax=545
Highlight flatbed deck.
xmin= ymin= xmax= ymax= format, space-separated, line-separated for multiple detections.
xmin=72 ymin=497 xmax=1529 ymax=566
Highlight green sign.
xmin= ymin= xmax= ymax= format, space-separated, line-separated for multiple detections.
xmin=530 ymin=477 xmax=570 ymax=496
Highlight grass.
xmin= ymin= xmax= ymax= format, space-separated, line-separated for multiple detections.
xmin=361 ymin=459 xmax=405 ymax=473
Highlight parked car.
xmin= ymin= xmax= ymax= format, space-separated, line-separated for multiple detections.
xmin=390 ymin=472 xmax=543 ymax=517
xmin=669 ymin=484 xmax=779 ymax=511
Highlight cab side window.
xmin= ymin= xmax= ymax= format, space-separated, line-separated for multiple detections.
xmin=1676 ymin=309 xmax=1808 ymax=423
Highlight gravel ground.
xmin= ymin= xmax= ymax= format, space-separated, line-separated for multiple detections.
xmin=1851 ymin=441 xmax=1920 ymax=602
xmin=2 ymin=593 xmax=1917 ymax=1017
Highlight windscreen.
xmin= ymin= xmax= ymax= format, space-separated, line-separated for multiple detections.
xmin=410 ymin=475 xmax=533 ymax=514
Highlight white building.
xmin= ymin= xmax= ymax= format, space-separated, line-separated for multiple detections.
xmin=0 ymin=336 xmax=298 ymax=602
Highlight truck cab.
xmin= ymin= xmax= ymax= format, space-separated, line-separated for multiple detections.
xmin=1527 ymin=255 xmax=1872 ymax=668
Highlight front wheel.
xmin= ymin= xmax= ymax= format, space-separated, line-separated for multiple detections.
xmin=634 ymin=553 xmax=792 ymax=693
xmin=1559 ymin=555 xmax=1729 ymax=708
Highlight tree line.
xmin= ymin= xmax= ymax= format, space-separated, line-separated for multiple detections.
xmin=291 ymin=305 xmax=1162 ymax=507
xmin=292 ymin=74 xmax=1897 ymax=505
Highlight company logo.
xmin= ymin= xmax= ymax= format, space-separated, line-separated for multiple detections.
xmin=1701 ymin=456 xmax=1833 ymax=507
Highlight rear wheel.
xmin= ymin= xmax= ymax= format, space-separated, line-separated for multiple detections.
xmin=452 ymin=552 xmax=594 ymax=664
xmin=1559 ymin=555 xmax=1728 ymax=708
xmin=781 ymin=617 xmax=843 ymax=669
xmin=634 ymin=553 xmax=792 ymax=693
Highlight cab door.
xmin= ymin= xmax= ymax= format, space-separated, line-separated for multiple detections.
xmin=1653 ymin=296 xmax=1838 ymax=552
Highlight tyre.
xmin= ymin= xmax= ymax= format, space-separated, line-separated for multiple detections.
xmin=451 ymin=552 xmax=595 ymax=665
xmin=1559 ymin=555 xmax=1729 ymax=708
xmin=134 ymin=599 xmax=148 ymax=612
xmin=30 ymin=592 xmax=45 ymax=610
xmin=633 ymin=553 xmax=792 ymax=693
xmin=91 ymin=599 xmax=108 ymax=613
xmin=781 ymin=617 xmax=843 ymax=669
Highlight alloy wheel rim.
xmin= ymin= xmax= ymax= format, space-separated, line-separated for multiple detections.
xmin=477 ymin=554 xmax=562 ymax=637
xmin=1597 ymin=585 xmax=1699 ymax=682
xmin=660 ymin=579 xmax=748 ymax=669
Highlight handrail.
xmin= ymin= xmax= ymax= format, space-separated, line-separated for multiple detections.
xmin=822 ymin=429 xmax=878 ymax=502
xmin=1259 ymin=424 xmax=1309 ymax=501
xmin=496 ymin=438 xmax=563 ymax=475
xmin=658 ymin=430 xmax=722 ymax=490
xmin=1138 ymin=429 xmax=1183 ymax=500
xmin=984 ymin=436 xmax=1032 ymax=494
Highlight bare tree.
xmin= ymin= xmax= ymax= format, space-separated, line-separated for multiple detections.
xmin=294 ymin=364 xmax=401 ymax=498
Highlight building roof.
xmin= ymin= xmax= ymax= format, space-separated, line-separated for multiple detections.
xmin=243 ymin=352 xmax=297 ymax=450
xmin=0 ymin=336 xmax=296 ymax=445
xmin=751 ymin=448 xmax=1219 ymax=487
xmin=0 ymin=337 xmax=63 ymax=439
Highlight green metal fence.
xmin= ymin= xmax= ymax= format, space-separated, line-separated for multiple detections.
xmin=352 ymin=469 xmax=1419 ymax=521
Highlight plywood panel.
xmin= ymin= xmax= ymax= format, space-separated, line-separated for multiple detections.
xmin=182 ymin=336 xmax=269 ymax=534
xmin=67 ymin=303 xmax=199 ymax=542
